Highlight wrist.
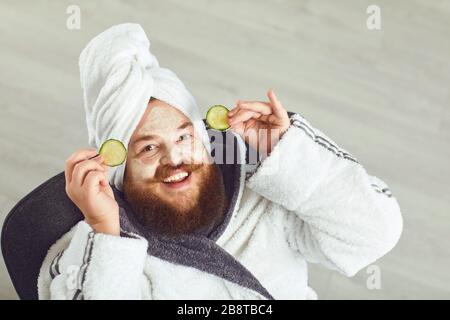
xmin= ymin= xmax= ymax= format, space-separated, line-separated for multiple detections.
xmin=86 ymin=217 xmax=120 ymax=236
xmin=267 ymin=124 xmax=289 ymax=155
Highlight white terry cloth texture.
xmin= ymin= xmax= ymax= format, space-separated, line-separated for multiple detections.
xmin=79 ymin=23 xmax=210 ymax=191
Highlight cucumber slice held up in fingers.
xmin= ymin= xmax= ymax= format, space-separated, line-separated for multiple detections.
xmin=99 ymin=139 xmax=127 ymax=167
xmin=206 ymin=105 xmax=230 ymax=131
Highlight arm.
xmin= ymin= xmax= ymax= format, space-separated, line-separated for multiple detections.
xmin=38 ymin=148 xmax=152 ymax=299
xmin=39 ymin=216 xmax=151 ymax=299
xmin=246 ymin=113 xmax=403 ymax=276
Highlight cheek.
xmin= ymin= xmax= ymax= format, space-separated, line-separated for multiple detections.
xmin=128 ymin=158 xmax=158 ymax=181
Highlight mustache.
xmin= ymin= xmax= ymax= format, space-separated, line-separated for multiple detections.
xmin=154 ymin=163 xmax=203 ymax=182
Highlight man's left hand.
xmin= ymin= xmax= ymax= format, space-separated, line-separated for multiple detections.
xmin=228 ymin=89 xmax=290 ymax=155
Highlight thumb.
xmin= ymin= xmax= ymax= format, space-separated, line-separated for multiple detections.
xmin=100 ymin=177 xmax=115 ymax=198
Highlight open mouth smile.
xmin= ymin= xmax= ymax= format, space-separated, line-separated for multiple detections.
xmin=162 ymin=170 xmax=192 ymax=189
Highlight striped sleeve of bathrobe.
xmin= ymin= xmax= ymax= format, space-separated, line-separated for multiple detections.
xmin=246 ymin=112 xmax=403 ymax=276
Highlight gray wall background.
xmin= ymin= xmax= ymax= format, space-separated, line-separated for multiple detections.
xmin=0 ymin=0 xmax=449 ymax=299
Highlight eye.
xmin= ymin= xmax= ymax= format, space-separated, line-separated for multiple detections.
xmin=143 ymin=144 xmax=157 ymax=153
xmin=178 ymin=133 xmax=192 ymax=142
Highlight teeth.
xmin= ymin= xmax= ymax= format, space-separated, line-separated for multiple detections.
xmin=163 ymin=171 xmax=189 ymax=183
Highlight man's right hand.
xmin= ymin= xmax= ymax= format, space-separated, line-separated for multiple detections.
xmin=65 ymin=148 xmax=120 ymax=236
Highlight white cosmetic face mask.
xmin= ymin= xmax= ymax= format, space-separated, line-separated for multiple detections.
xmin=123 ymin=102 xmax=210 ymax=187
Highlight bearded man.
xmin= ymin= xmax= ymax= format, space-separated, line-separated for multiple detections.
xmin=38 ymin=24 xmax=402 ymax=300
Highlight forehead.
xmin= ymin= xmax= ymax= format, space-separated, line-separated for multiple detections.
xmin=132 ymin=100 xmax=190 ymax=137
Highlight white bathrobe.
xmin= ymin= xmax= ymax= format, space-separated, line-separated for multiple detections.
xmin=37 ymin=112 xmax=402 ymax=300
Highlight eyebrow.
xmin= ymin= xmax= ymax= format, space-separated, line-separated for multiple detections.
xmin=132 ymin=134 xmax=158 ymax=146
xmin=132 ymin=121 xmax=193 ymax=146
xmin=177 ymin=120 xmax=193 ymax=130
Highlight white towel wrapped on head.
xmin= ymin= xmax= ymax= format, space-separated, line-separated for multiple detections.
xmin=79 ymin=23 xmax=210 ymax=191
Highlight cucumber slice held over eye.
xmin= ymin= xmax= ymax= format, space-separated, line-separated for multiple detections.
xmin=99 ymin=139 xmax=127 ymax=167
xmin=206 ymin=105 xmax=230 ymax=131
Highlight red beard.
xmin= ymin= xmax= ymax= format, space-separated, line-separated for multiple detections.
xmin=123 ymin=163 xmax=227 ymax=237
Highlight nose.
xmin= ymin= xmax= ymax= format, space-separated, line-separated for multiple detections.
xmin=161 ymin=145 xmax=184 ymax=167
